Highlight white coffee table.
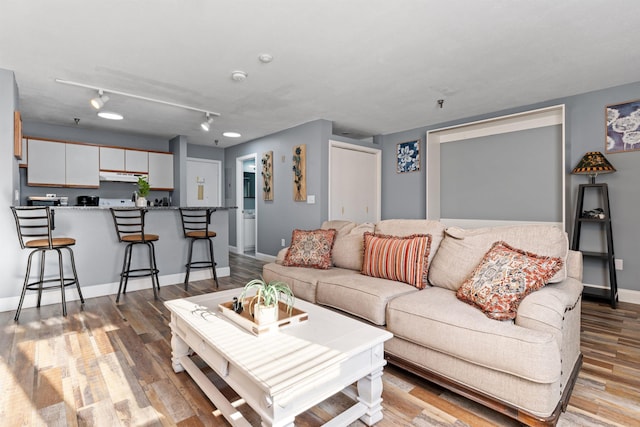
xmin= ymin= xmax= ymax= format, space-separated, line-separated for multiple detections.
xmin=165 ymin=289 xmax=393 ymax=427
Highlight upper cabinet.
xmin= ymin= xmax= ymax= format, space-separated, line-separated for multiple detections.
xmin=148 ymin=152 xmax=174 ymax=190
xmin=28 ymin=139 xmax=66 ymax=186
xmin=100 ymin=147 xmax=125 ymax=170
xmin=66 ymin=143 xmax=99 ymax=187
xmin=125 ymin=150 xmax=148 ymax=173
xmin=28 ymin=139 xmax=99 ymax=188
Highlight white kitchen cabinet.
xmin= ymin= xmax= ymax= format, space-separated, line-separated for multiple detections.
xmin=100 ymin=147 xmax=125 ymax=170
xmin=66 ymin=143 xmax=99 ymax=187
xmin=148 ymin=152 xmax=174 ymax=189
xmin=125 ymin=149 xmax=148 ymax=173
xmin=28 ymin=139 xmax=99 ymax=187
xmin=28 ymin=139 xmax=66 ymax=186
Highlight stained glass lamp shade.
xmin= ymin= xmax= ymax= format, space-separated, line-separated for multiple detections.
xmin=571 ymin=151 xmax=616 ymax=183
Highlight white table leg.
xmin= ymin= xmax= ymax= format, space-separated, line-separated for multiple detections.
xmin=170 ymin=329 xmax=191 ymax=373
xmin=356 ymin=367 xmax=384 ymax=426
xmin=261 ymin=418 xmax=294 ymax=427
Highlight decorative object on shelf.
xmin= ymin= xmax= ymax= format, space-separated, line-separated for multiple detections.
xmin=237 ymin=278 xmax=295 ymax=325
xmin=606 ymin=98 xmax=640 ymax=153
xmin=571 ymin=151 xmax=616 ymax=184
xmin=218 ymin=299 xmax=308 ymax=336
xmin=261 ymin=151 xmax=273 ymax=201
xmin=136 ymin=176 xmax=150 ymax=207
xmin=292 ymin=144 xmax=306 ymax=201
xmin=396 ymin=140 xmax=420 ymax=173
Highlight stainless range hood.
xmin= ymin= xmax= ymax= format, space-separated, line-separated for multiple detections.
xmin=99 ymin=171 xmax=148 ymax=183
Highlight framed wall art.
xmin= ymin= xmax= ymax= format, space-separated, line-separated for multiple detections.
xmin=292 ymin=144 xmax=306 ymax=201
xmin=396 ymin=140 xmax=420 ymax=173
xmin=606 ymin=98 xmax=640 ymax=153
xmin=261 ymin=151 xmax=273 ymax=201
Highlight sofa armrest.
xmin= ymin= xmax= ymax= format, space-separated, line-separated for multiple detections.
xmin=516 ymin=277 xmax=583 ymax=344
xmin=275 ymin=247 xmax=289 ymax=264
xmin=566 ymin=250 xmax=583 ymax=282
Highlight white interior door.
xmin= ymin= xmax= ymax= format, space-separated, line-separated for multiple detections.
xmin=186 ymin=158 xmax=221 ymax=207
xmin=329 ymin=142 xmax=381 ymax=223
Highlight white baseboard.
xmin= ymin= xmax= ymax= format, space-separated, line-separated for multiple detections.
xmin=583 ymin=283 xmax=640 ymax=305
xmin=0 ymin=267 xmax=230 ymax=314
xmin=255 ymin=252 xmax=276 ymax=262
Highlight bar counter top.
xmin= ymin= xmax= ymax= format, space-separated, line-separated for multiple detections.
xmin=20 ymin=205 xmax=237 ymax=210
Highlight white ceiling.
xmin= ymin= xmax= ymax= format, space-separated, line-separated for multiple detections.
xmin=2 ymin=1 xmax=640 ymax=148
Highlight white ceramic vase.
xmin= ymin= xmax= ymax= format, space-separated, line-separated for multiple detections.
xmin=253 ymin=304 xmax=278 ymax=325
xmin=135 ymin=197 xmax=147 ymax=207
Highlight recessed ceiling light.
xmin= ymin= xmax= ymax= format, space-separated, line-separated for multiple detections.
xmin=97 ymin=111 xmax=123 ymax=120
xmin=258 ymin=53 xmax=273 ymax=63
xmin=223 ymin=131 xmax=241 ymax=138
xmin=231 ymin=71 xmax=248 ymax=82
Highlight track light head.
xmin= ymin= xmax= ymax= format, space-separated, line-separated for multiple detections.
xmin=201 ymin=113 xmax=214 ymax=131
xmin=90 ymin=90 xmax=109 ymax=110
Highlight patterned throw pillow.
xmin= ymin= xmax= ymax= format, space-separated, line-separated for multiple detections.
xmin=282 ymin=229 xmax=337 ymax=269
xmin=361 ymin=232 xmax=432 ymax=289
xmin=456 ymin=241 xmax=563 ymax=321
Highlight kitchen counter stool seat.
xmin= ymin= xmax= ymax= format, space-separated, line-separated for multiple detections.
xmin=179 ymin=208 xmax=219 ymax=290
xmin=11 ymin=206 xmax=85 ymax=321
xmin=110 ymin=208 xmax=160 ymax=302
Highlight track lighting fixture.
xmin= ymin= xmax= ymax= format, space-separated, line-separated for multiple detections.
xmin=90 ymin=90 xmax=109 ymax=110
xmin=201 ymin=113 xmax=214 ymax=131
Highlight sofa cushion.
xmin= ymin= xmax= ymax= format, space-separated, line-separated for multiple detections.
xmin=282 ymin=228 xmax=337 ymax=269
xmin=429 ymin=224 xmax=569 ymax=291
xmin=386 ymin=287 xmax=561 ymax=382
xmin=456 ymin=241 xmax=564 ymax=320
xmin=321 ymin=220 xmax=375 ymax=270
xmin=361 ymin=232 xmax=431 ymax=289
xmin=262 ymin=262 xmax=358 ymax=303
xmin=316 ymin=274 xmax=418 ymax=325
xmin=374 ymin=219 xmax=446 ymax=265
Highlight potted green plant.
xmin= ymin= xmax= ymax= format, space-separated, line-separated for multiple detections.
xmin=136 ymin=176 xmax=150 ymax=207
xmin=238 ymin=278 xmax=295 ymax=324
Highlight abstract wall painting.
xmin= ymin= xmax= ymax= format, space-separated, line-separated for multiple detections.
xmin=606 ymin=99 xmax=640 ymax=153
xmin=292 ymin=144 xmax=306 ymax=201
xmin=397 ymin=140 xmax=420 ymax=173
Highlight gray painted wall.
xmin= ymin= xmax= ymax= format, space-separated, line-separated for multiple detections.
xmin=223 ymin=120 xmax=378 ymax=256
xmin=1 ymin=69 xmax=23 ymax=298
xmin=380 ymin=80 xmax=640 ymax=293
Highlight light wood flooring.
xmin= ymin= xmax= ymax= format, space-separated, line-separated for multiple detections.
xmin=1 ymin=253 xmax=639 ymax=426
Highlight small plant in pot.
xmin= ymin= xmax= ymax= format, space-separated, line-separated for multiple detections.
xmin=238 ymin=278 xmax=294 ymax=325
xmin=136 ymin=176 xmax=150 ymax=207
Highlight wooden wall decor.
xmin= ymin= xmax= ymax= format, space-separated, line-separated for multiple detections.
xmin=261 ymin=151 xmax=273 ymax=201
xmin=292 ymin=144 xmax=306 ymax=201
xmin=14 ymin=111 xmax=22 ymax=159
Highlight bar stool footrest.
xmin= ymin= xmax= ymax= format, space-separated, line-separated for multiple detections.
xmin=121 ymin=268 xmax=160 ymax=279
xmin=26 ymin=278 xmax=78 ymax=291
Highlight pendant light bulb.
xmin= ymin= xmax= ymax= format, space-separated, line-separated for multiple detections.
xmin=201 ymin=113 xmax=213 ymax=131
xmin=90 ymin=90 xmax=109 ymax=110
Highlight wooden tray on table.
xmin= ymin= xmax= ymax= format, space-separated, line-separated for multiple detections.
xmin=218 ymin=300 xmax=308 ymax=336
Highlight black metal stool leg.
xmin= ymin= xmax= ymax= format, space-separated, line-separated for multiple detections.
xmin=37 ymin=250 xmax=46 ymax=308
xmin=15 ymin=250 xmax=37 ymax=322
xmin=116 ymin=243 xmax=131 ymax=303
xmin=56 ymin=248 xmax=67 ymax=317
xmin=184 ymin=238 xmax=195 ymax=290
xmin=147 ymin=242 xmax=158 ymax=300
xmin=208 ymin=238 xmax=219 ymax=289
xmin=66 ymin=247 xmax=84 ymax=305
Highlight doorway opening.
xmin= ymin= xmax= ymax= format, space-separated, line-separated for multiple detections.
xmin=235 ymin=153 xmax=257 ymax=257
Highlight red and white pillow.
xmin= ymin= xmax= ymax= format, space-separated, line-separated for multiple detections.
xmin=361 ymin=232 xmax=432 ymax=289
xmin=282 ymin=228 xmax=337 ymax=269
xmin=456 ymin=241 xmax=563 ymax=320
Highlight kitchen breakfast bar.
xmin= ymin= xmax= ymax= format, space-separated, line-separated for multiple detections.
xmin=7 ymin=206 xmax=235 ymax=312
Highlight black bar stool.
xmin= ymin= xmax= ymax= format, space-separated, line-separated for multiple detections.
xmin=110 ymin=208 xmax=160 ymax=302
xmin=10 ymin=206 xmax=84 ymax=321
xmin=179 ymin=208 xmax=219 ymax=290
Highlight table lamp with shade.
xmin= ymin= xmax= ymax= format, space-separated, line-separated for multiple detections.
xmin=571 ymin=151 xmax=616 ymax=183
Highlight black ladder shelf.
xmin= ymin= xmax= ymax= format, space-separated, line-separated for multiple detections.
xmin=571 ymin=183 xmax=618 ymax=308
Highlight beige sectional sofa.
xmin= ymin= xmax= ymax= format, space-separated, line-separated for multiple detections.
xmin=263 ymin=219 xmax=583 ymax=426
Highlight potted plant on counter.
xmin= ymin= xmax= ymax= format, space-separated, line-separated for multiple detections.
xmin=238 ymin=278 xmax=295 ymax=325
xmin=136 ymin=176 xmax=150 ymax=207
